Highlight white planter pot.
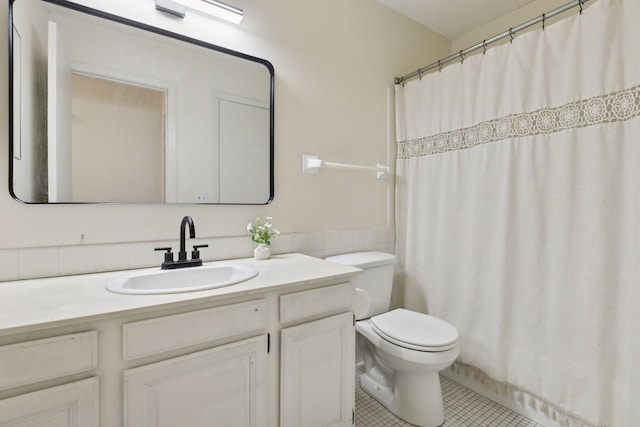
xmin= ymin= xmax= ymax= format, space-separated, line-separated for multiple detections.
xmin=254 ymin=244 xmax=271 ymax=260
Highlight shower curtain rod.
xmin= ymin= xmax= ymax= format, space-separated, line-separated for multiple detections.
xmin=395 ymin=0 xmax=590 ymax=85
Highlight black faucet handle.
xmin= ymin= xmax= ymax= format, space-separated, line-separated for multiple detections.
xmin=155 ymin=247 xmax=174 ymax=263
xmin=191 ymin=244 xmax=209 ymax=260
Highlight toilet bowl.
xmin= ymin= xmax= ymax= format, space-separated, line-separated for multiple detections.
xmin=356 ymin=309 xmax=459 ymax=426
xmin=326 ymin=252 xmax=459 ymax=427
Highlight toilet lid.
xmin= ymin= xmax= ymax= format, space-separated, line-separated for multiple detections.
xmin=370 ymin=309 xmax=458 ymax=352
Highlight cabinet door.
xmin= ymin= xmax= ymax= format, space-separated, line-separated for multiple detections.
xmin=281 ymin=312 xmax=355 ymax=427
xmin=124 ymin=334 xmax=267 ymax=427
xmin=0 ymin=378 xmax=98 ymax=427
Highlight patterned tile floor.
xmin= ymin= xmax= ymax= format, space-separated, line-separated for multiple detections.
xmin=355 ymin=364 xmax=544 ymax=427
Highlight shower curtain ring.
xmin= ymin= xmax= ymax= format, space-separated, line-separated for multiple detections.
xmin=483 ymin=40 xmax=487 ymax=54
xmin=578 ymin=0 xmax=583 ymax=14
xmin=459 ymin=50 xmax=465 ymax=64
xmin=418 ymin=69 xmax=423 ymax=80
xmin=509 ymin=28 xmax=515 ymax=43
xmin=438 ymin=60 xmax=442 ymax=72
xmin=542 ymin=13 xmax=546 ymax=30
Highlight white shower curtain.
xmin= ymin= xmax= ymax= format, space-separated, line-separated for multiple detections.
xmin=394 ymin=0 xmax=639 ymax=426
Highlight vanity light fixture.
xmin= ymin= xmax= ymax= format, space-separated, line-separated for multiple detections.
xmin=155 ymin=0 xmax=243 ymax=24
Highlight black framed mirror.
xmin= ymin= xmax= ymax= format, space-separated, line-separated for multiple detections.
xmin=9 ymin=0 xmax=274 ymax=204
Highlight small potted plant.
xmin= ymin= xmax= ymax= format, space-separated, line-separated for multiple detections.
xmin=246 ymin=217 xmax=279 ymax=260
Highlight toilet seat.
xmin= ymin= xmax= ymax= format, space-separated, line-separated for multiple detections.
xmin=370 ymin=309 xmax=458 ymax=352
xmin=356 ymin=320 xmax=460 ymax=366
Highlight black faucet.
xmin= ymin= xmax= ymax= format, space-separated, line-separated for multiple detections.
xmin=155 ymin=216 xmax=208 ymax=269
xmin=179 ymin=215 xmax=195 ymax=261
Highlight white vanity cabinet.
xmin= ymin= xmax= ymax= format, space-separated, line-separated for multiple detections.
xmin=122 ymin=299 xmax=269 ymax=427
xmin=0 ymin=332 xmax=99 ymax=427
xmin=120 ymin=282 xmax=356 ymax=427
xmin=0 ymin=254 xmax=360 ymax=427
xmin=124 ymin=335 xmax=268 ymax=427
xmin=280 ymin=283 xmax=356 ymax=427
xmin=0 ymin=378 xmax=99 ymax=427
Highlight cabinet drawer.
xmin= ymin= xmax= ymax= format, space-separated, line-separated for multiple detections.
xmin=280 ymin=283 xmax=354 ymax=323
xmin=123 ymin=299 xmax=267 ymax=360
xmin=0 ymin=331 xmax=98 ymax=391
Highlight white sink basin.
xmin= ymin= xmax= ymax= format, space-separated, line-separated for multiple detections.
xmin=106 ymin=264 xmax=259 ymax=295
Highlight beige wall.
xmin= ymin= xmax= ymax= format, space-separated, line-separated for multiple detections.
xmin=0 ymin=0 xmax=450 ymax=250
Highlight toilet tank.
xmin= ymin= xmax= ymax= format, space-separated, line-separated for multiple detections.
xmin=325 ymin=251 xmax=396 ymax=319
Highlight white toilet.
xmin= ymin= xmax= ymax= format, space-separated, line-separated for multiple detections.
xmin=326 ymin=251 xmax=459 ymax=427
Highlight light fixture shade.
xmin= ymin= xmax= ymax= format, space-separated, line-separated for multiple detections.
xmin=155 ymin=0 xmax=186 ymax=18
xmin=201 ymin=0 xmax=243 ymax=23
xmin=156 ymin=0 xmax=243 ymax=24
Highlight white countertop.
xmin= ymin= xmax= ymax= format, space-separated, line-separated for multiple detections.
xmin=0 ymin=253 xmax=360 ymax=337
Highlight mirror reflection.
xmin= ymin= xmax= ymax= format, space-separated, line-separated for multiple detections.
xmin=10 ymin=0 xmax=274 ymax=204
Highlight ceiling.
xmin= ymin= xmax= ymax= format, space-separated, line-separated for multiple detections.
xmin=378 ymin=0 xmax=536 ymax=40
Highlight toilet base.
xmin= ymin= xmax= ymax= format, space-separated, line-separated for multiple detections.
xmin=360 ymin=369 xmax=445 ymax=427
xmin=355 ymin=316 xmax=459 ymax=427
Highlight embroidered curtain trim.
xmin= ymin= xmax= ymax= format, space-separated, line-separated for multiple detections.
xmin=449 ymin=362 xmax=609 ymax=427
xmin=397 ymin=84 xmax=640 ymax=159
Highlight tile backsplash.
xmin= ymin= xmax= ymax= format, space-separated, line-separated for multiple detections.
xmin=0 ymin=228 xmax=394 ymax=282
